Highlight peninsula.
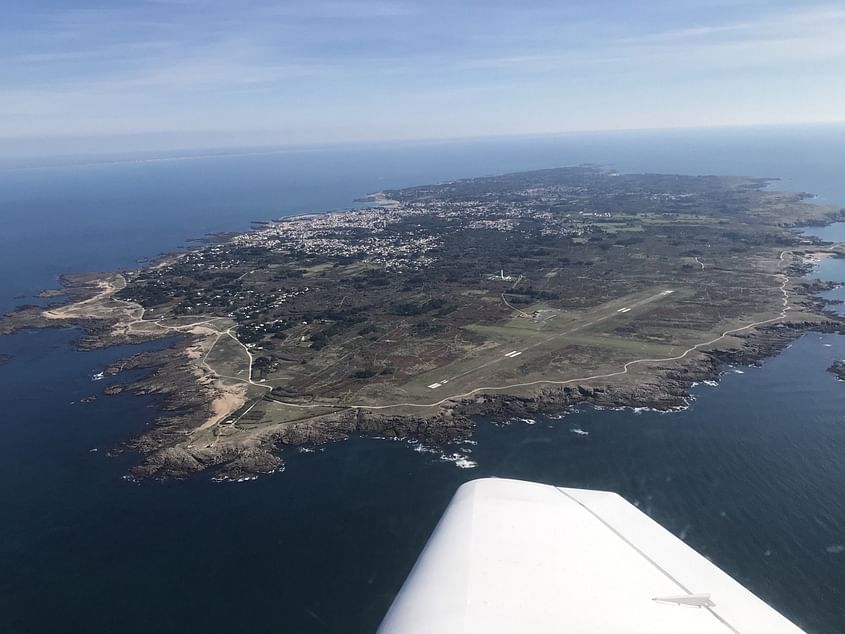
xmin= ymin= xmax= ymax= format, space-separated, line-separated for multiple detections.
xmin=3 ymin=166 xmax=844 ymax=480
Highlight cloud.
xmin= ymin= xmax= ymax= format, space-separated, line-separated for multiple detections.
xmin=2 ymin=0 xmax=844 ymax=146
xmin=458 ymin=4 xmax=845 ymax=74
xmin=626 ymin=4 xmax=845 ymax=60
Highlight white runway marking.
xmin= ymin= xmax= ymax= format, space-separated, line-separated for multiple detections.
xmin=427 ymin=382 xmax=442 ymax=389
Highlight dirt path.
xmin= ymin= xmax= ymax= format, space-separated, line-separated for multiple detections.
xmin=501 ymin=292 xmax=531 ymax=318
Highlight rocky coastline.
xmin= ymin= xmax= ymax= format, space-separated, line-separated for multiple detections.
xmin=97 ymin=312 xmax=844 ymax=481
xmin=828 ymin=359 xmax=845 ymax=381
xmin=3 ymin=247 xmax=845 ymax=481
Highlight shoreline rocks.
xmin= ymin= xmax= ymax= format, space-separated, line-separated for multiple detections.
xmin=828 ymin=360 xmax=845 ymax=381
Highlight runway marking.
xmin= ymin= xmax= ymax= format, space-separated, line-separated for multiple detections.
xmin=427 ymin=382 xmax=442 ymax=389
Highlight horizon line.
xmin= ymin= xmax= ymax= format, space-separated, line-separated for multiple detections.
xmin=2 ymin=119 xmax=845 ymax=171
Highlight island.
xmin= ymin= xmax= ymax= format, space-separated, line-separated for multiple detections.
xmin=3 ymin=166 xmax=844 ymax=480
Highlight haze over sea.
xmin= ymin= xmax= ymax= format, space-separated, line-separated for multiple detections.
xmin=1 ymin=125 xmax=845 ymax=633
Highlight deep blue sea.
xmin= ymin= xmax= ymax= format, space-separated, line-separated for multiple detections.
xmin=1 ymin=125 xmax=845 ymax=633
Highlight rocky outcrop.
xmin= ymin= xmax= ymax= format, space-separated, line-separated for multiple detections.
xmin=272 ymin=408 xmax=474 ymax=447
xmin=828 ymin=360 xmax=845 ymax=381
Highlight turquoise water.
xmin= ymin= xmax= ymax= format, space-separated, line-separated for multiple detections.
xmin=802 ymin=224 xmax=845 ymax=317
xmin=1 ymin=126 xmax=845 ymax=633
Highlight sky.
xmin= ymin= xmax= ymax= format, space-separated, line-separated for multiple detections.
xmin=2 ymin=0 xmax=845 ymax=155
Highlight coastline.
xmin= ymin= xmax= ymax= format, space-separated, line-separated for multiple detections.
xmin=827 ymin=359 xmax=845 ymax=381
xmin=8 ymin=290 xmax=842 ymax=481
xmin=2 ymin=171 xmax=845 ymax=481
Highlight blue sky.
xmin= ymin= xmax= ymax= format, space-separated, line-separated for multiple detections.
xmin=3 ymin=0 xmax=845 ymax=153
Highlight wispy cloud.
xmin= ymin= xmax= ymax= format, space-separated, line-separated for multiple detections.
xmin=625 ymin=4 xmax=845 ymax=63
xmin=459 ymin=4 xmax=845 ymax=73
xmin=2 ymin=0 xmax=844 ymax=147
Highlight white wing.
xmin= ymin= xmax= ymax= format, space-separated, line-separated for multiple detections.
xmin=378 ymin=478 xmax=806 ymax=634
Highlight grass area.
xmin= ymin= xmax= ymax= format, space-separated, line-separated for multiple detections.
xmin=204 ymin=334 xmax=251 ymax=380
xmin=591 ymin=223 xmax=645 ymax=233
xmin=562 ymin=333 xmax=682 ymax=356
xmin=303 ymin=262 xmax=334 ymax=277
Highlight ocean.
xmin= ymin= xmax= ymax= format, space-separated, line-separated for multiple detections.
xmin=1 ymin=125 xmax=844 ymax=633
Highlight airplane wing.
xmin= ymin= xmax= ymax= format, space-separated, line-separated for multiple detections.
xmin=378 ymin=478 xmax=806 ymax=633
